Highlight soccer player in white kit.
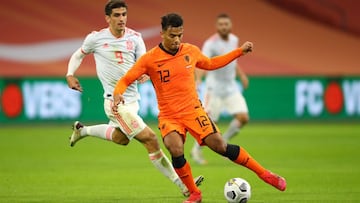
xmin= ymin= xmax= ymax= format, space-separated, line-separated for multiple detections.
xmin=66 ymin=0 xmax=203 ymax=196
xmin=191 ymin=14 xmax=250 ymax=165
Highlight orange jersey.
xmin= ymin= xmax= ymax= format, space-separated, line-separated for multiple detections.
xmin=114 ymin=43 xmax=243 ymax=118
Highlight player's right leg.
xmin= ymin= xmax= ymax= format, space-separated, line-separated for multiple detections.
xmin=111 ymin=101 xmax=203 ymax=197
xmin=133 ymin=126 xmax=189 ymax=196
xmin=160 ymin=120 xmax=202 ymax=203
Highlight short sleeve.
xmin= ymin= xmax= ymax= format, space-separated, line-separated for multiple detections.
xmin=81 ymin=32 xmax=96 ymax=54
xmin=134 ymin=34 xmax=146 ymax=61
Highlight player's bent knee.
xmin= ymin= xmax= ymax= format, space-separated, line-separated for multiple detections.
xmin=112 ymin=129 xmax=130 ymax=145
xmin=242 ymin=115 xmax=249 ymax=124
xmin=165 ymin=144 xmax=184 ymax=157
xmin=236 ymin=113 xmax=249 ymax=125
xmin=213 ymin=144 xmax=227 ymax=155
xmin=204 ymin=133 xmax=227 ymax=154
xmin=146 ymin=129 xmax=159 ymax=144
xmin=163 ymin=140 xmax=184 ymax=156
xmin=163 ymin=132 xmax=185 ymax=157
xmin=135 ymin=128 xmax=160 ymax=152
xmin=145 ymin=133 xmax=160 ymax=149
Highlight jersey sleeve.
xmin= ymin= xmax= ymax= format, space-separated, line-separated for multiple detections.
xmin=196 ymin=46 xmax=243 ymax=70
xmin=134 ymin=34 xmax=146 ymax=61
xmin=81 ymin=32 xmax=96 ymax=54
xmin=113 ymin=55 xmax=148 ymax=95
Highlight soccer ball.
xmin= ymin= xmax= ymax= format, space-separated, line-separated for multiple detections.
xmin=224 ymin=178 xmax=251 ymax=203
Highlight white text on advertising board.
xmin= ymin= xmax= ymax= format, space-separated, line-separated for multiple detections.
xmin=23 ymin=81 xmax=81 ymax=119
xmin=296 ymin=80 xmax=360 ymax=117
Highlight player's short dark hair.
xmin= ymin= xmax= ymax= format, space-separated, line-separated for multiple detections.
xmin=217 ymin=13 xmax=231 ymax=19
xmin=161 ymin=13 xmax=183 ymax=31
xmin=105 ymin=0 xmax=127 ymax=16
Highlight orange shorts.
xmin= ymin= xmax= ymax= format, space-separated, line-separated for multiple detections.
xmin=158 ymin=106 xmax=219 ymax=145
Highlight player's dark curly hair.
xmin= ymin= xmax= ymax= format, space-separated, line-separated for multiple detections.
xmin=217 ymin=13 xmax=230 ymax=19
xmin=161 ymin=13 xmax=183 ymax=31
xmin=105 ymin=0 xmax=127 ymax=16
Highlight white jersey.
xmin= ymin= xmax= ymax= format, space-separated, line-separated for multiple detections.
xmin=81 ymin=27 xmax=146 ymax=103
xmin=202 ymin=33 xmax=239 ymax=97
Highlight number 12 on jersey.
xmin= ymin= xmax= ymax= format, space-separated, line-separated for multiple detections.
xmin=157 ymin=70 xmax=170 ymax=83
xmin=195 ymin=115 xmax=209 ymax=128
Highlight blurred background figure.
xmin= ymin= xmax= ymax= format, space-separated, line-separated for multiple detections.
xmin=191 ymin=14 xmax=250 ymax=165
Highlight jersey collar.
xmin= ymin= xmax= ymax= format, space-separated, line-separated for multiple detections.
xmin=159 ymin=43 xmax=179 ymax=56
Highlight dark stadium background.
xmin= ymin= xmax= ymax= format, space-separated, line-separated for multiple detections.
xmin=1 ymin=0 xmax=359 ymax=123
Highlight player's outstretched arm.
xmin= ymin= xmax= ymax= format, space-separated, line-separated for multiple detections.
xmin=197 ymin=41 xmax=253 ymax=71
xmin=240 ymin=41 xmax=253 ymax=55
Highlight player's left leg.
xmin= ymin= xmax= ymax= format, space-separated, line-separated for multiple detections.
xmin=222 ymin=92 xmax=249 ymax=142
xmin=222 ymin=113 xmax=248 ymax=142
xmin=134 ymin=126 xmax=203 ymax=197
xmin=190 ymin=142 xmax=207 ymax=165
xmin=69 ymin=121 xmax=124 ymax=147
xmin=203 ymin=133 xmax=286 ymax=191
xmin=162 ymin=130 xmax=202 ymax=203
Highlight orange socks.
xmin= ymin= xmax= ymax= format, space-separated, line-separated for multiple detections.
xmin=174 ymin=161 xmax=200 ymax=193
xmin=234 ymin=147 xmax=266 ymax=176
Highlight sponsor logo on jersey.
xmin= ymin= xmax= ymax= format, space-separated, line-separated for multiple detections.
xmin=126 ymin=40 xmax=134 ymax=51
xmin=131 ymin=120 xmax=139 ymax=129
xmin=157 ymin=63 xmax=165 ymax=67
xmin=184 ymin=55 xmax=190 ymax=62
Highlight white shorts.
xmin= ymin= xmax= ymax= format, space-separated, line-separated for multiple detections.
xmin=104 ymin=99 xmax=146 ymax=140
xmin=204 ymin=91 xmax=248 ymax=122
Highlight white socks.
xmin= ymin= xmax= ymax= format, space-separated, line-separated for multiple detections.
xmin=149 ymin=150 xmax=186 ymax=191
xmin=79 ymin=127 xmax=185 ymax=191
xmin=223 ymin=119 xmax=241 ymax=142
xmin=81 ymin=124 xmax=114 ymax=141
xmin=192 ymin=142 xmax=201 ymax=151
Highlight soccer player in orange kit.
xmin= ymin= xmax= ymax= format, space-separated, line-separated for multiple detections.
xmin=113 ymin=13 xmax=286 ymax=203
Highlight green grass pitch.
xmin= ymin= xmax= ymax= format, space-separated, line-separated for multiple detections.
xmin=0 ymin=122 xmax=359 ymax=202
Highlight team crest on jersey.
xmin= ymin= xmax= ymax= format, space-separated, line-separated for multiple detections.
xmin=103 ymin=43 xmax=109 ymax=48
xmin=131 ymin=120 xmax=139 ymax=129
xmin=126 ymin=40 xmax=134 ymax=51
xmin=184 ymin=55 xmax=190 ymax=63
